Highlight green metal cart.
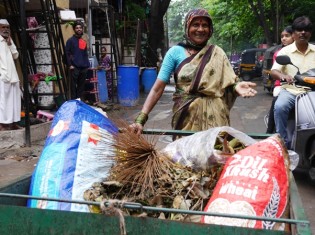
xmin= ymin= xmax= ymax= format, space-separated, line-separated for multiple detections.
xmin=0 ymin=130 xmax=311 ymax=235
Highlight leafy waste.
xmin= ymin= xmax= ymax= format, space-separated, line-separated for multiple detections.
xmin=83 ymin=127 xmax=246 ymax=221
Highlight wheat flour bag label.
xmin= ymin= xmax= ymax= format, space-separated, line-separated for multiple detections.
xmin=202 ymin=135 xmax=290 ymax=230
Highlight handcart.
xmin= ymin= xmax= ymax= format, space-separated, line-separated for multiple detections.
xmin=0 ymin=130 xmax=311 ymax=235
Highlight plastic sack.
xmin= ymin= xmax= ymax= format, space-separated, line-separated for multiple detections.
xmin=202 ymin=134 xmax=290 ymax=231
xmin=162 ymin=126 xmax=256 ymax=170
xmin=27 ymin=100 xmax=118 ymax=212
xmin=288 ymin=150 xmax=299 ymax=171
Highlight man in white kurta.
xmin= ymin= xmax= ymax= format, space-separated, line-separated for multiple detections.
xmin=0 ymin=19 xmax=21 ymax=131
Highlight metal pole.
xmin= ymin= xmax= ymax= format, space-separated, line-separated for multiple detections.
xmin=88 ymin=0 xmax=92 ymax=56
xmin=20 ymin=0 xmax=31 ymax=146
xmin=0 ymin=192 xmax=310 ymax=225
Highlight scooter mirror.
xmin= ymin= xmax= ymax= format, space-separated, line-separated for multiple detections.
xmin=276 ymin=55 xmax=292 ymax=65
xmin=276 ymin=55 xmax=300 ymax=74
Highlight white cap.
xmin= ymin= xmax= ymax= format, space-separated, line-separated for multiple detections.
xmin=0 ymin=19 xmax=9 ymax=25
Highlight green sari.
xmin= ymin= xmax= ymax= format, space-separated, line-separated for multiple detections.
xmin=172 ymin=45 xmax=239 ymax=132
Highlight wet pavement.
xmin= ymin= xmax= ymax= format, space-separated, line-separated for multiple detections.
xmin=0 ymin=78 xmax=314 ymax=233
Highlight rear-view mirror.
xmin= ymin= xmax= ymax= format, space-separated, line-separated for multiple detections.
xmin=276 ymin=55 xmax=292 ymax=65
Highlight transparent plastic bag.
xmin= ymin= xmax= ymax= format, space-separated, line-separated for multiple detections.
xmin=162 ymin=126 xmax=256 ymax=171
xmin=288 ymin=150 xmax=299 ymax=171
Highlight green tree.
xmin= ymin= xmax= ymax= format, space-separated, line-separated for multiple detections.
xmin=124 ymin=0 xmax=315 ymax=64
xmin=119 ymin=0 xmax=171 ymax=66
xmin=201 ymin=0 xmax=315 ymax=53
xmin=167 ymin=0 xmax=200 ymax=44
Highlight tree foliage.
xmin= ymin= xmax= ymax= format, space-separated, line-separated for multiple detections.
xmin=124 ymin=0 xmax=146 ymax=21
xmin=167 ymin=0 xmax=315 ymax=55
xmin=167 ymin=0 xmax=200 ymax=44
xmin=125 ymin=0 xmax=315 ymax=64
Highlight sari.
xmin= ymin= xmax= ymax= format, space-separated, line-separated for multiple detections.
xmin=100 ymin=55 xmax=113 ymax=99
xmin=172 ymin=45 xmax=239 ymax=132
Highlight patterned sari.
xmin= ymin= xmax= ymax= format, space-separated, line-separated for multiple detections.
xmin=172 ymin=45 xmax=239 ymax=132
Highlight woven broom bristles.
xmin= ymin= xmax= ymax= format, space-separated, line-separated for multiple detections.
xmin=110 ymin=120 xmax=175 ymax=198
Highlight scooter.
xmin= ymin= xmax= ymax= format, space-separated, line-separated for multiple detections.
xmin=276 ymin=55 xmax=315 ymax=180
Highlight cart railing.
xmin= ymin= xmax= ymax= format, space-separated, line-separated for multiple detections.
xmin=0 ymin=129 xmax=311 ymax=235
xmin=142 ymin=128 xmax=272 ymax=140
xmin=0 ymin=173 xmax=311 ymax=235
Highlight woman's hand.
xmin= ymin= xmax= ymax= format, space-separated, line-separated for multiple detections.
xmin=235 ymin=81 xmax=257 ymax=98
xmin=129 ymin=123 xmax=143 ymax=135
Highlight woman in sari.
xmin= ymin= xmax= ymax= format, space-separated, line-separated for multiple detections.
xmin=131 ymin=8 xmax=257 ymax=134
xmin=99 ymin=46 xmax=113 ymax=100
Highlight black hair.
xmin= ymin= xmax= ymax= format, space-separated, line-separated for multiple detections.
xmin=283 ymin=25 xmax=293 ymax=34
xmin=72 ymin=20 xmax=84 ymax=30
xmin=292 ymin=16 xmax=313 ymax=32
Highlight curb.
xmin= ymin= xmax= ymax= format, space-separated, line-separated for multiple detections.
xmin=0 ymin=121 xmax=51 ymax=155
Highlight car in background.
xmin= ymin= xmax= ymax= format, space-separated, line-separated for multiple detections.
xmin=239 ymin=48 xmax=266 ymax=81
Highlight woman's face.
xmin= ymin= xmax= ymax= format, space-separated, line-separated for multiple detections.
xmin=281 ymin=30 xmax=294 ymax=46
xmin=188 ymin=17 xmax=211 ymax=45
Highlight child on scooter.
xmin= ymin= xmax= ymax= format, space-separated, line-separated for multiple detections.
xmin=266 ymin=26 xmax=294 ymax=134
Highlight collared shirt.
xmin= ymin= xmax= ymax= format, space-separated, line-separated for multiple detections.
xmin=0 ymin=35 xmax=19 ymax=83
xmin=271 ymin=42 xmax=315 ymax=77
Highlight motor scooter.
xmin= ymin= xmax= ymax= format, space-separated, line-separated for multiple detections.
xmin=275 ymin=55 xmax=315 ymax=180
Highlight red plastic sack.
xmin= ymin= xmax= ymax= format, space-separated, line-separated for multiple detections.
xmin=202 ymin=134 xmax=290 ymax=230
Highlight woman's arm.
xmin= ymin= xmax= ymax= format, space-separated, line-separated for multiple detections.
xmin=131 ymin=79 xmax=167 ymax=134
xmin=142 ymin=79 xmax=166 ymax=113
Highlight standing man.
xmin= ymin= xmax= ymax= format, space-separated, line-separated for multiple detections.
xmin=271 ymin=16 xmax=315 ymax=148
xmin=65 ymin=20 xmax=90 ymax=100
xmin=0 ymin=19 xmax=21 ymax=131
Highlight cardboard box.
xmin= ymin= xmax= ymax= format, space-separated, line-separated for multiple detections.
xmin=60 ymin=10 xmax=76 ymax=20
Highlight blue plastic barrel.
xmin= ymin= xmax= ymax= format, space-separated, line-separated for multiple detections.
xmin=117 ymin=65 xmax=139 ymax=106
xmin=97 ymin=70 xmax=108 ymax=103
xmin=141 ymin=67 xmax=157 ymax=93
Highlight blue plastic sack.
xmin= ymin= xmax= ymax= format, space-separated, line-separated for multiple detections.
xmin=28 ymin=100 xmax=118 ymax=212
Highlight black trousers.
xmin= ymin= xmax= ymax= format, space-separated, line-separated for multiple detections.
xmin=70 ymin=67 xmax=88 ymax=100
xmin=266 ymin=97 xmax=278 ymax=134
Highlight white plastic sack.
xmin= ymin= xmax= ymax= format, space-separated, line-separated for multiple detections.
xmin=28 ymin=100 xmax=118 ymax=212
xmin=162 ymin=126 xmax=256 ymax=170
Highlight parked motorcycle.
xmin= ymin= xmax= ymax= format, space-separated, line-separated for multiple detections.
xmin=275 ymin=55 xmax=315 ymax=180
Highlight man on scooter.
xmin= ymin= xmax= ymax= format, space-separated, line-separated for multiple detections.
xmin=271 ymin=16 xmax=315 ymax=149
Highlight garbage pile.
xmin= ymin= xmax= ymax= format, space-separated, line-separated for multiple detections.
xmin=83 ymin=126 xmax=250 ymax=221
